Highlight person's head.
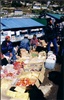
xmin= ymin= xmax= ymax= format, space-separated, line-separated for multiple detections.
xmin=24 ymin=34 xmax=29 ymax=38
xmin=49 ymin=19 xmax=53 ymax=24
xmin=33 ymin=34 xmax=37 ymax=40
xmin=5 ymin=36 xmax=10 ymax=41
xmin=48 ymin=19 xmax=53 ymax=25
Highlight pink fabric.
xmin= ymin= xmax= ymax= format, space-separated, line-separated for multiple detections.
xmin=30 ymin=38 xmax=38 ymax=46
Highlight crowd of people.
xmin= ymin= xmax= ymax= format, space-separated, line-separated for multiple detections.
xmin=0 ymin=16 xmax=64 ymax=66
xmin=0 ymin=16 xmax=64 ymax=100
xmin=0 ymin=34 xmax=39 ymax=65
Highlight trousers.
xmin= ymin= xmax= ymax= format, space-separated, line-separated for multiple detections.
xmin=47 ymin=38 xmax=58 ymax=55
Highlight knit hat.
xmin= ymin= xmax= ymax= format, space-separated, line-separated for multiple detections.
xmin=5 ymin=36 xmax=10 ymax=39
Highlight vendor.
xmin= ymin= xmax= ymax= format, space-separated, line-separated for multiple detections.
xmin=19 ymin=34 xmax=30 ymax=52
xmin=1 ymin=36 xmax=17 ymax=61
xmin=30 ymin=34 xmax=38 ymax=49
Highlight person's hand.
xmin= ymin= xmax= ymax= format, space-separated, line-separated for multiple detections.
xmin=7 ymin=42 xmax=9 ymax=46
xmin=8 ymin=51 xmax=10 ymax=52
xmin=0 ymin=53 xmax=4 ymax=59
xmin=57 ymin=36 xmax=60 ymax=40
xmin=10 ymin=53 xmax=12 ymax=57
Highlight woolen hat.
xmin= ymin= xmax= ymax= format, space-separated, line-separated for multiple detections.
xmin=5 ymin=36 xmax=10 ymax=39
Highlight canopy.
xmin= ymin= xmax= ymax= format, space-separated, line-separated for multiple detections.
xmin=32 ymin=18 xmax=47 ymax=26
xmin=1 ymin=18 xmax=44 ymax=31
xmin=46 ymin=13 xmax=64 ymax=20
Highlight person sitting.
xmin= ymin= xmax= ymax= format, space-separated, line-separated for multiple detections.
xmin=19 ymin=34 xmax=30 ymax=52
xmin=1 ymin=36 xmax=16 ymax=61
xmin=30 ymin=34 xmax=38 ymax=49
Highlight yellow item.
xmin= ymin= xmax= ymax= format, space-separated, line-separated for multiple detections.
xmin=15 ymin=86 xmax=26 ymax=93
xmin=6 ymin=90 xmax=29 ymax=99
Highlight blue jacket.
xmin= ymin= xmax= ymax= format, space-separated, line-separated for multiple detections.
xmin=1 ymin=40 xmax=13 ymax=54
xmin=20 ymin=38 xmax=30 ymax=51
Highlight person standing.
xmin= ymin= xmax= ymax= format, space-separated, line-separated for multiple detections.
xmin=45 ymin=19 xmax=58 ymax=55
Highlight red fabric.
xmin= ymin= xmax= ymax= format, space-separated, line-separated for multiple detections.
xmin=5 ymin=36 xmax=10 ymax=39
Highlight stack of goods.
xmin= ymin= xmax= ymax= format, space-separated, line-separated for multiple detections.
xmin=26 ymin=51 xmax=46 ymax=71
xmin=30 ymin=51 xmax=38 ymax=58
xmin=17 ymin=71 xmax=45 ymax=87
xmin=38 ymin=51 xmax=46 ymax=61
xmin=20 ymin=49 xmax=29 ymax=58
xmin=0 ymin=62 xmax=25 ymax=80
xmin=1 ymin=50 xmax=46 ymax=100
xmin=1 ymin=71 xmax=40 ymax=100
xmin=26 ymin=57 xmax=44 ymax=71
xmin=1 ymin=64 xmax=17 ymax=80
xmin=1 ymin=78 xmax=12 ymax=94
xmin=40 ymin=40 xmax=47 ymax=48
xmin=45 ymin=51 xmax=56 ymax=69
xmin=16 ymin=50 xmax=46 ymax=72
xmin=6 ymin=86 xmax=29 ymax=100
xmin=17 ymin=49 xmax=31 ymax=62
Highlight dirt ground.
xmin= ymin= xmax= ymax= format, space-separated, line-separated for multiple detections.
xmin=42 ymin=63 xmax=61 ymax=100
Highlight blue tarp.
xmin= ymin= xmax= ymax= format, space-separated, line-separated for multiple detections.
xmin=1 ymin=18 xmax=44 ymax=30
xmin=46 ymin=13 xmax=64 ymax=20
xmin=1 ymin=24 xmax=8 ymax=30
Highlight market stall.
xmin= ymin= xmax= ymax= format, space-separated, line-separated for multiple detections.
xmin=1 ymin=50 xmax=46 ymax=100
